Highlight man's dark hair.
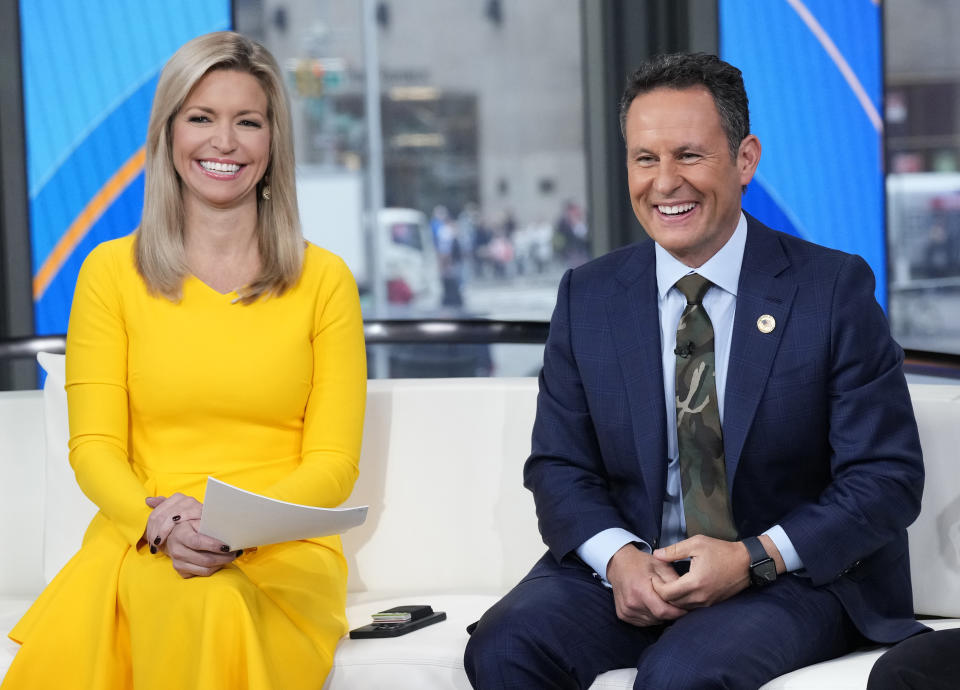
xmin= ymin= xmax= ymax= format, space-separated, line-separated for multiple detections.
xmin=618 ymin=52 xmax=750 ymax=160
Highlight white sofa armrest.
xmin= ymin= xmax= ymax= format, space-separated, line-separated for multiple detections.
xmin=0 ymin=390 xmax=46 ymax=596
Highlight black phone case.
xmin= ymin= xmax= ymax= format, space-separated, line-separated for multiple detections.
xmin=349 ymin=606 xmax=447 ymax=639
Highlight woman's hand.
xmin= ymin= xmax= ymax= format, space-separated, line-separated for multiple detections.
xmin=143 ymin=493 xmax=239 ymax=577
xmin=161 ymin=520 xmax=239 ymax=579
xmin=144 ymin=493 xmax=203 ymax=552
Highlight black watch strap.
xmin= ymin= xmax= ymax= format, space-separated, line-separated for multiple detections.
xmin=743 ymin=536 xmax=777 ymax=587
xmin=743 ymin=536 xmax=767 ymax=563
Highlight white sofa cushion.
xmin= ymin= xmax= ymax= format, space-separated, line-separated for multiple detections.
xmin=36 ymin=352 xmax=97 ymax=584
xmin=342 ymin=378 xmax=545 ymax=595
xmin=758 ymin=619 xmax=960 ymax=689
xmin=327 ymin=594 xmax=641 ymax=690
xmin=328 ymin=594 xmax=485 ymax=690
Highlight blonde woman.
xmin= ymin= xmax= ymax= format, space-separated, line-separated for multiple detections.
xmin=3 ymin=31 xmax=366 ymax=689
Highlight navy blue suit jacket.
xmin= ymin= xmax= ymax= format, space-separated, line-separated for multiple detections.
xmin=524 ymin=214 xmax=926 ymax=643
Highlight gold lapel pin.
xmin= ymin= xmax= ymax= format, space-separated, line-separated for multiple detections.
xmin=757 ymin=314 xmax=776 ymax=334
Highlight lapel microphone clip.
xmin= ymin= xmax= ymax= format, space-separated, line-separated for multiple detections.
xmin=675 ymin=341 xmax=695 ymax=359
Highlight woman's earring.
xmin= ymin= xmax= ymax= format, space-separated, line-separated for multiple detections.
xmin=261 ymin=184 xmax=271 ymax=201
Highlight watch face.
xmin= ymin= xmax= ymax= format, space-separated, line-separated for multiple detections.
xmin=751 ymin=559 xmax=777 ymax=587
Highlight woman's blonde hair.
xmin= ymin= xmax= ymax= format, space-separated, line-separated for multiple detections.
xmin=136 ymin=31 xmax=302 ymax=303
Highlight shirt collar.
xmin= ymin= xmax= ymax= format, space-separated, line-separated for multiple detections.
xmin=655 ymin=212 xmax=747 ymax=299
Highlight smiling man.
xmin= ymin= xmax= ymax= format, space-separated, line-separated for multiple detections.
xmin=464 ymin=53 xmax=926 ymax=689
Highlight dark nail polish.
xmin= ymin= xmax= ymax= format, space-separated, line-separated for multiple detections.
xmin=235 ymin=550 xmax=244 ymax=558
xmin=220 ymin=545 xmax=231 ymax=553
xmin=150 ymin=545 xmax=157 ymax=554
xmin=172 ymin=515 xmax=181 ymax=522
xmin=153 ymin=536 xmax=161 ymax=545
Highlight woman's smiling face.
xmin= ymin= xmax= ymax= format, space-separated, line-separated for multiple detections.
xmin=172 ymin=69 xmax=271 ymax=212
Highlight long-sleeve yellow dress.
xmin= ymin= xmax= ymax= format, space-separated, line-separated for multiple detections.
xmin=3 ymin=234 xmax=367 ymax=689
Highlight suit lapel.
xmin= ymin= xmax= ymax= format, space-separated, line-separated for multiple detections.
xmin=723 ymin=218 xmax=796 ymax=486
xmin=606 ymin=242 xmax=669 ymax=523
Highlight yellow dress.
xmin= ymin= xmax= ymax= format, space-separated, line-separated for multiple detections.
xmin=3 ymin=235 xmax=367 ymax=689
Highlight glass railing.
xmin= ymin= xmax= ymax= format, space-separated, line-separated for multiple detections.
xmin=4 ymin=322 xmax=958 ymax=384
xmin=0 ymin=319 xmax=552 ymax=387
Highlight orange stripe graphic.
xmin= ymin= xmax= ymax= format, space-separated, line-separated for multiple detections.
xmin=33 ymin=146 xmax=146 ymax=300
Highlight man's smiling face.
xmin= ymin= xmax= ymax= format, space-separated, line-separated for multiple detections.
xmin=624 ymin=85 xmax=760 ymax=268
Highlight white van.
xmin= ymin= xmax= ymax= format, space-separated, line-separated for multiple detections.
xmin=296 ymin=169 xmax=441 ymax=312
xmin=377 ymin=207 xmax=442 ymax=310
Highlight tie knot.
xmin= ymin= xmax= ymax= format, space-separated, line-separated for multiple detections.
xmin=675 ymin=274 xmax=713 ymax=305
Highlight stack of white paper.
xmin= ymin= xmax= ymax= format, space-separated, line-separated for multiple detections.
xmin=198 ymin=477 xmax=368 ymax=550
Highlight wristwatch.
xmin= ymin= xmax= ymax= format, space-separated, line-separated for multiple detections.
xmin=743 ymin=536 xmax=777 ymax=587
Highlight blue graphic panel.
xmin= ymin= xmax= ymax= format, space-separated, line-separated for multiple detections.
xmin=20 ymin=0 xmax=231 ymax=335
xmin=27 ymin=74 xmax=157 ymax=277
xmin=35 ymin=176 xmax=145 ymax=335
xmin=720 ymin=0 xmax=885 ymax=307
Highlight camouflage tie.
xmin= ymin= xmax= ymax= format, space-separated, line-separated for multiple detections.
xmin=674 ymin=274 xmax=738 ymax=541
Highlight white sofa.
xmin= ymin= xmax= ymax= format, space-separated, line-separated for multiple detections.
xmin=2 ymin=353 xmax=960 ymax=688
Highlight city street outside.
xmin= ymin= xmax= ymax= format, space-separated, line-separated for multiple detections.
xmin=463 ymin=271 xmax=561 ymax=378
